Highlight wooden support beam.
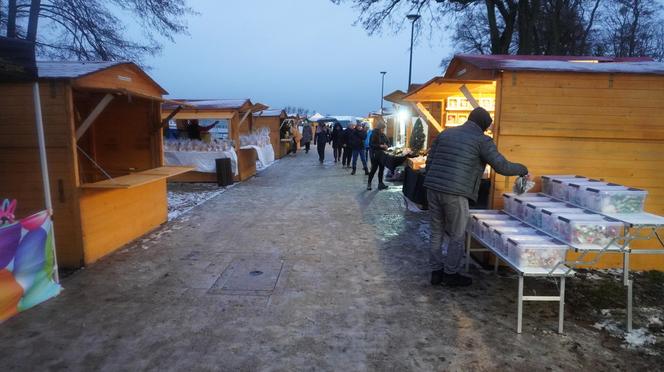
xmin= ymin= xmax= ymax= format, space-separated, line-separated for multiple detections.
xmin=158 ymin=105 xmax=182 ymax=132
xmin=75 ymin=93 xmax=114 ymax=140
xmin=414 ymin=102 xmax=444 ymax=133
xmin=237 ymin=110 xmax=252 ymax=129
xmin=459 ymin=84 xmax=479 ymax=109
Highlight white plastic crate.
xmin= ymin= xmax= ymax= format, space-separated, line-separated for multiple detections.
xmin=507 ymin=238 xmax=569 ymax=269
xmin=584 ymin=187 xmax=648 ymax=214
xmin=556 ymin=216 xmax=625 ymax=246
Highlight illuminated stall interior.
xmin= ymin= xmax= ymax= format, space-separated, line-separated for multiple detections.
xmin=162 ymin=99 xmax=267 ymax=182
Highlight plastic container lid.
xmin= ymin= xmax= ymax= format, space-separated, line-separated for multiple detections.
xmin=541 ymin=175 xmax=582 ymax=181
xmin=525 ymin=202 xmax=566 ymax=210
xmin=507 ymin=237 xmax=566 ymax=247
xmin=586 ymin=186 xmax=645 ymax=195
xmin=553 ymin=213 xmax=607 ymax=222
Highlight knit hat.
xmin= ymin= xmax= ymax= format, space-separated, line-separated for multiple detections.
xmin=468 ymin=107 xmax=493 ymax=131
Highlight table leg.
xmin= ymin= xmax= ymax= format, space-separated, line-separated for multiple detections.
xmin=558 ymin=276 xmax=566 ymax=334
xmin=465 ymin=233 xmax=471 ymax=273
xmin=623 ymin=251 xmax=633 ymax=332
xmin=517 ymin=275 xmax=524 ymax=334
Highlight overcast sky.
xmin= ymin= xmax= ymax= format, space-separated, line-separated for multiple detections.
xmin=144 ymin=0 xmax=452 ymax=117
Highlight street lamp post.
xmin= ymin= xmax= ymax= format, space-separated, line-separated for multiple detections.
xmin=406 ymin=14 xmax=421 ymax=89
xmin=380 ymin=71 xmax=387 ymax=114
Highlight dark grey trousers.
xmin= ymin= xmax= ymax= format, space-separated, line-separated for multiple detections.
xmin=427 ymin=190 xmax=469 ymax=274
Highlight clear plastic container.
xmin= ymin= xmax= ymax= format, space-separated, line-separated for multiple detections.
xmin=507 ymin=238 xmax=569 ymax=269
xmin=469 ymin=214 xmax=513 ymax=235
xmin=541 ymin=175 xmax=582 ymax=195
xmin=523 ymin=202 xmax=568 ymax=227
xmin=551 ymin=177 xmax=590 ymax=200
xmin=567 ymin=180 xmax=611 ymax=205
xmin=541 ymin=210 xmax=602 ymax=236
xmin=580 ymin=185 xmax=628 ymax=210
xmin=479 ymin=220 xmax=525 ymax=242
xmin=503 ymin=193 xmax=542 ymax=215
xmin=584 ymin=187 xmax=648 ymax=214
xmin=513 ymin=196 xmax=555 ymax=220
xmin=557 ymin=216 xmax=625 ymax=246
xmin=492 ymin=229 xmax=545 ymax=256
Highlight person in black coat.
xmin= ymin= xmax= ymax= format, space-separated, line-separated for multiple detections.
xmin=367 ymin=122 xmax=389 ymax=190
xmin=313 ymin=123 xmax=331 ymax=164
xmin=341 ymin=123 xmax=354 ymax=168
xmin=331 ymin=123 xmax=344 ymax=163
xmin=425 ymin=107 xmax=528 ymax=287
xmin=349 ymin=124 xmax=369 ymax=175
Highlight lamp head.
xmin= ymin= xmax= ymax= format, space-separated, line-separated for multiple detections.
xmin=406 ymin=14 xmax=421 ymax=22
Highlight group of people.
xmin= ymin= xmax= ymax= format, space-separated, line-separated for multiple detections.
xmin=306 ymin=120 xmax=390 ymax=191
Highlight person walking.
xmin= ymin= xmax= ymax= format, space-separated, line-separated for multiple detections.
xmin=367 ymin=122 xmax=389 ymax=191
xmin=290 ymin=123 xmax=302 ymax=156
xmin=313 ymin=123 xmax=330 ymax=164
xmin=349 ymin=123 xmax=369 ymax=175
xmin=341 ymin=123 xmax=355 ymax=168
xmin=301 ymin=122 xmax=313 ymax=153
xmin=425 ymin=107 xmax=528 ymax=287
xmin=331 ymin=123 xmax=344 ymax=163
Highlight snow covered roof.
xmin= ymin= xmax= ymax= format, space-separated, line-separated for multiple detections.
xmin=254 ymin=109 xmax=286 ymax=117
xmin=308 ymin=113 xmax=326 ymax=121
xmin=446 ymin=54 xmax=664 ymax=76
xmin=165 ymin=99 xmax=252 ymax=111
xmin=36 ymin=61 xmax=126 ymax=79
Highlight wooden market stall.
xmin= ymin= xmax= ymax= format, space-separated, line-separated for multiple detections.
xmin=0 ymin=61 xmax=192 ymax=268
xmin=162 ymin=99 xmax=266 ymax=182
xmin=253 ymin=109 xmax=287 ymax=159
xmin=402 ymin=54 xmax=664 ymax=270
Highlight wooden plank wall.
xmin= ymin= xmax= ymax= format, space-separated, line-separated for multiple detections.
xmin=78 ymin=180 xmax=167 ymax=264
xmin=493 ymin=71 xmax=664 ymax=269
xmin=0 ymin=82 xmax=84 ymax=268
xmin=237 ymin=148 xmax=257 ymax=181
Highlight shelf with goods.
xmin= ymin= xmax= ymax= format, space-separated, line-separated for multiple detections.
xmin=466 ymin=209 xmax=572 ymax=334
xmin=524 ymin=175 xmax=664 ymax=331
xmin=444 ymin=96 xmax=496 ymax=128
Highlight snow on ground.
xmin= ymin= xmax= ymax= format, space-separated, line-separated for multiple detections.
xmin=167 ymin=183 xmax=233 ymax=221
xmin=256 ymin=159 xmax=278 ymax=171
xmin=594 ymin=307 xmax=663 ymax=353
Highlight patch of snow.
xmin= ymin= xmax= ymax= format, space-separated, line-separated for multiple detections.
xmin=595 ymin=308 xmax=661 ymax=352
xmin=167 ymin=183 xmax=234 ymax=221
xmin=625 ymin=329 xmax=657 ymax=348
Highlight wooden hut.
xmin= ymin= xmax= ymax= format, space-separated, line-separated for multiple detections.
xmin=253 ymin=109 xmax=287 ymax=159
xmin=162 ymin=99 xmax=266 ymax=182
xmin=0 ymin=61 xmax=192 ymax=268
xmin=403 ymin=54 xmax=664 ymax=269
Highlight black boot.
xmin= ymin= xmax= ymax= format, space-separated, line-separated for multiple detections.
xmin=441 ymin=273 xmax=472 ymax=287
xmin=351 ymin=168 xmax=356 ymax=175
xmin=378 ymin=183 xmax=389 ymax=190
xmin=367 ymin=183 xmax=372 ymax=191
xmin=431 ymin=269 xmax=445 ymax=285
xmin=364 ymin=168 xmax=369 ymax=175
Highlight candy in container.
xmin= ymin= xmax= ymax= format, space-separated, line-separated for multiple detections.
xmin=567 ymin=180 xmax=610 ymax=205
xmin=479 ymin=220 xmax=525 ymax=242
xmin=492 ymin=228 xmax=545 ymax=256
xmin=556 ymin=216 xmax=625 ymax=247
xmin=507 ymin=238 xmax=569 ymax=269
xmin=523 ymin=202 xmax=568 ymax=227
xmin=584 ymin=187 xmax=648 ymax=214
xmin=551 ymin=177 xmax=589 ymax=200
xmin=541 ymin=175 xmax=583 ymax=196
xmin=541 ymin=209 xmax=600 ymax=236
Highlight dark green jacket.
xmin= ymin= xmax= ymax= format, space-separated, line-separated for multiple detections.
xmin=424 ymin=121 xmax=528 ymax=202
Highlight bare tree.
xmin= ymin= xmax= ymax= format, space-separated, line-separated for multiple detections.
xmin=331 ymin=0 xmax=621 ymax=58
xmin=598 ymin=0 xmax=664 ymax=60
xmin=2 ymin=0 xmax=194 ymax=62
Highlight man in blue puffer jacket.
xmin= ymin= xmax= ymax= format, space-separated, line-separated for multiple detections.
xmin=425 ymin=107 xmax=528 ymax=287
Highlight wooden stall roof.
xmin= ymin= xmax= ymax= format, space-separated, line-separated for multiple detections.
xmin=37 ymin=61 xmax=168 ymax=98
xmin=403 ymin=77 xmax=497 ymax=102
xmin=445 ymin=54 xmax=662 ymax=80
xmin=162 ymin=99 xmax=267 ymax=120
xmin=383 ymin=90 xmax=408 ymax=105
xmin=254 ymin=109 xmax=287 ymax=118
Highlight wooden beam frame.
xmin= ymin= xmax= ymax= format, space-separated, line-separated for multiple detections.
xmin=459 ymin=84 xmax=479 ymax=108
xmin=158 ymin=105 xmax=182 ymax=132
xmin=237 ymin=110 xmax=252 ymax=129
xmin=75 ymin=93 xmax=114 ymax=140
xmin=413 ymin=102 xmax=444 ymax=133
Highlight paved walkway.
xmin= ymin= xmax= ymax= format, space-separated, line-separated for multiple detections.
xmin=0 ymin=148 xmax=657 ymax=371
